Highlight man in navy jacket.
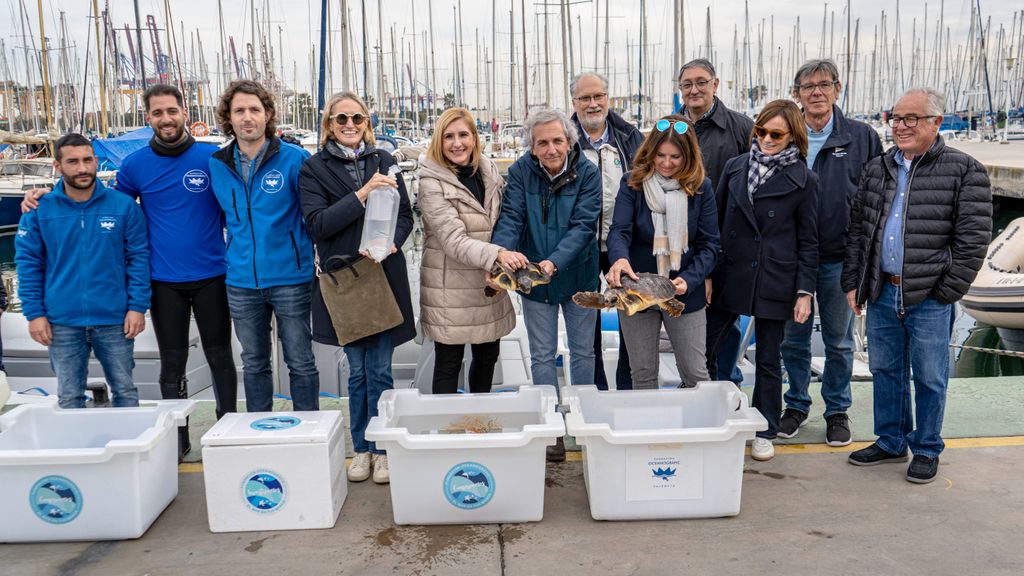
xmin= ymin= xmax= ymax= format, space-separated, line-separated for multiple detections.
xmin=16 ymin=133 xmax=150 ymax=409
xmin=779 ymin=60 xmax=883 ymax=447
xmin=209 ymin=80 xmax=319 ymax=412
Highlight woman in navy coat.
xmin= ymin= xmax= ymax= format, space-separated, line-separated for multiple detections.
xmin=606 ymin=115 xmax=720 ymax=389
xmin=706 ymin=100 xmax=819 ymax=461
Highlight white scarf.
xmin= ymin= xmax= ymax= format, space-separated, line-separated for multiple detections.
xmin=643 ymin=173 xmax=688 ymax=276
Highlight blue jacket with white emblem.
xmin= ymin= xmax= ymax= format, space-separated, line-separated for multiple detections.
xmin=209 ymin=136 xmax=315 ymax=289
xmin=15 ymin=180 xmax=151 ymax=326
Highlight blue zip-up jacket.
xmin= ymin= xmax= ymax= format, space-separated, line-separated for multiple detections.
xmin=491 ymin=146 xmax=601 ymax=304
xmin=209 ymin=136 xmax=315 ymax=289
xmin=16 ymin=180 xmax=150 ymax=326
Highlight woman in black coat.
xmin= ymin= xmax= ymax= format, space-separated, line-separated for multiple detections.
xmin=606 ymin=115 xmax=721 ymax=389
xmin=299 ymin=91 xmax=414 ymax=485
xmin=706 ymin=99 xmax=819 ymax=462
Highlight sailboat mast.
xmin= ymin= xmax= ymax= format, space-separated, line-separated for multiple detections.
xmin=521 ymin=0 xmax=528 ymax=118
xmin=35 ymin=0 xmax=54 ymax=132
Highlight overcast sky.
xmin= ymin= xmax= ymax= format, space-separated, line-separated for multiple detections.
xmin=2 ymin=0 xmax=1021 ymax=118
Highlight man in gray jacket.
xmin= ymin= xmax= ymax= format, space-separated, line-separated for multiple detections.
xmin=842 ymin=87 xmax=991 ymax=484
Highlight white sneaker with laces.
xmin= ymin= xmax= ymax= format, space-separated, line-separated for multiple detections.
xmin=348 ymin=452 xmax=371 ymax=482
xmin=751 ymin=438 xmax=775 ymax=461
xmin=372 ymin=453 xmax=390 ymax=484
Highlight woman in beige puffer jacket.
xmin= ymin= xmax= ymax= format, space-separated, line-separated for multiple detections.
xmin=418 ymin=108 xmax=516 ymax=394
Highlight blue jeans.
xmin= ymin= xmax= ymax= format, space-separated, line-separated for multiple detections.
xmin=781 ymin=260 xmax=854 ymax=416
xmin=520 ymin=297 xmax=597 ymax=391
xmin=345 ymin=331 xmax=394 ymax=454
xmin=867 ymin=283 xmax=952 ymax=458
xmin=51 ymin=324 xmax=138 ymax=409
xmin=226 ymin=283 xmax=319 ymax=412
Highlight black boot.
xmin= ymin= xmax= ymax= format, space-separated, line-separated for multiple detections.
xmin=546 ymin=437 xmax=566 ymax=462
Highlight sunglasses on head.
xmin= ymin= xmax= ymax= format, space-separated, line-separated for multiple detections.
xmin=753 ymin=126 xmax=790 ymax=140
xmin=331 ymin=112 xmax=367 ymax=126
xmin=655 ymin=119 xmax=689 ymax=135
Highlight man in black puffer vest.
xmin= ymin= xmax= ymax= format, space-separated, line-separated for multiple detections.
xmin=842 ymin=87 xmax=992 ymax=484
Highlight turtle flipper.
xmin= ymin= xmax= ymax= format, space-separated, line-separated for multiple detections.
xmin=658 ymin=298 xmax=686 ymax=318
xmin=572 ymin=291 xmax=607 ymax=309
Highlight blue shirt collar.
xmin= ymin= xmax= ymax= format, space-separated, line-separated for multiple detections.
xmin=585 ymin=122 xmax=611 ymax=148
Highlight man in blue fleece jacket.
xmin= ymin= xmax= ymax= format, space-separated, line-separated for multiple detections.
xmin=16 ymin=133 xmax=150 ymax=408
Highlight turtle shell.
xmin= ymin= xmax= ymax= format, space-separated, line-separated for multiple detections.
xmin=619 ymin=273 xmax=677 ymax=303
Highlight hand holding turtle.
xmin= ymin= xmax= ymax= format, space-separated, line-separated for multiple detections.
xmin=606 ymin=258 xmax=638 ymax=288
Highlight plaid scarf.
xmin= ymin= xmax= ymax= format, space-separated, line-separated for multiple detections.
xmin=747 ymin=139 xmax=801 ymax=202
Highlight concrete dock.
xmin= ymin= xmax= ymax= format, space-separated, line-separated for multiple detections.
xmin=2 ymin=376 xmax=1024 ymax=576
xmin=946 ymin=140 xmax=1024 ymax=199
xmin=1 ymin=441 xmax=1022 ymax=576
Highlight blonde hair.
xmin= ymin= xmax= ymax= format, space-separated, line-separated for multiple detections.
xmin=426 ymin=108 xmax=482 ymax=173
xmin=319 ymin=91 xmax=376 ymax=150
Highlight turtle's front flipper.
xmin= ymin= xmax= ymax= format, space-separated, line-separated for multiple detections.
xmin=572 ymin=291 xmax=608 ymax=309
xmin=658 ymin=299 xmax=686 ymax=318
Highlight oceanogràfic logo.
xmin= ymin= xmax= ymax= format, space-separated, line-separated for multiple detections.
xmin=652 ymin=466 xmax=677 ymax=481
xmin=29 ymin=475 xmax=83 ymax=524
xmin=443 ymin=462 xmax=495 ymax=510
xmin=261 ymin=170 xmax=285 ymax=194
xmin=250 ymin=415 xmax=301 ymax=431
xmin=182 ymin=169 xmax=210 ymax=193
xmin=242 ymin=470 xmax=286 ymax=513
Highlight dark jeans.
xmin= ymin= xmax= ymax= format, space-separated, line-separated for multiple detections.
xmin=594 ymin=251 xmax=632 ymax=390
xmin=345 ymin=331 xmax=394 ymax=454
xmin=226 ymin=283 xmax=319 ymax=412
xmin=706 ymin=303 xmax=743 ymax=384
xmin=707 ymin=308 xmax=785 ymax=439
xmin=432 ymin=340 xmax=501 ymax=394
xmin=151 ymin=275 xmax=238 ymax=419
xmin=51 ymin=324 xmax=138 ymax=409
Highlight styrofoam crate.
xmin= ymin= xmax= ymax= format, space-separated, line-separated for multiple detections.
xmin=0 ymin=401 xmax=195 ymax=542
xmin=200 ymin=411 xmax=346 ymax=533
xmin=366 ymin=386 xmax=565 ymax=525
xmin=565 ymin=382 xmax=767 ymax=520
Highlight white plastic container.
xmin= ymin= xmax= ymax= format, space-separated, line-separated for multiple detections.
xmin=0 ymin=400 xmax=195 ymax=542
xmin=366 ymin=386 xmax=565 ymax=525
xmin=200 ymin=411 xmax=346 ymax=533
xmin=565 ymin=382 xmax=767 ymax=520
xmin=359 ymin=164 xmax=403 ymax=261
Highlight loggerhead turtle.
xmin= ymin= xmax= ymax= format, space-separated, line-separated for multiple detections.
xmin=572 ymin=273 xmax=685 ymax=317
xmin=484 ymin=262 xmax=552 ymax=297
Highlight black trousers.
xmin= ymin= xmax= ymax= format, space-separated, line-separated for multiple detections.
xmin=594 ymin=251 xmax=633 ymax=390
xmin=706 ymin=306 xmax=785 ymax=439
xmin=151 ymin=275 xmax=238 ymax=419
xmin=432 ymin=340 xmax=501 ymax=394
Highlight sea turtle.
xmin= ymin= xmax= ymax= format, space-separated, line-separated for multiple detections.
xmin=572 ymin=273 xmax=685 ymax=317
xmin=484 ymin=262 xmax=552 ymax=297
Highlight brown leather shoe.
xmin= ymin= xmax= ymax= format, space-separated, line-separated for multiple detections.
xmin=546 ymin=437 xmax=566 ymax=462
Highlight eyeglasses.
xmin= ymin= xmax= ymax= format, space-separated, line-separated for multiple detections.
xmin=678 ymin=78 xmax=712 ymax=92
xmin=753 ymin=126 xmax=791 ymax=140
xmin=656 ymin=119 xmax=690 ymax=135
xmin=796 ymin=81 xmax=839 ymax=94
xmin=886 ymin=115 xmax=937 ymax=128
xmin=573 ymin=92 xmax=607 ymax=104
xmin=331 ymin=112 xmax=367 ymax=126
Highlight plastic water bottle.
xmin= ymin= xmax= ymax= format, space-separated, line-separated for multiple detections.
xmin=359 ymin=165 xmax=403 ymax=262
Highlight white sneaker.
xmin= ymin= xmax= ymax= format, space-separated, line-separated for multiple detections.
xmin=371 ymin=453 xmax=390 ymax=484
xmin=751 ymin=438 xmax=775 ymax=461
xmin=348 ymin=452 xmax=371 ymax=482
